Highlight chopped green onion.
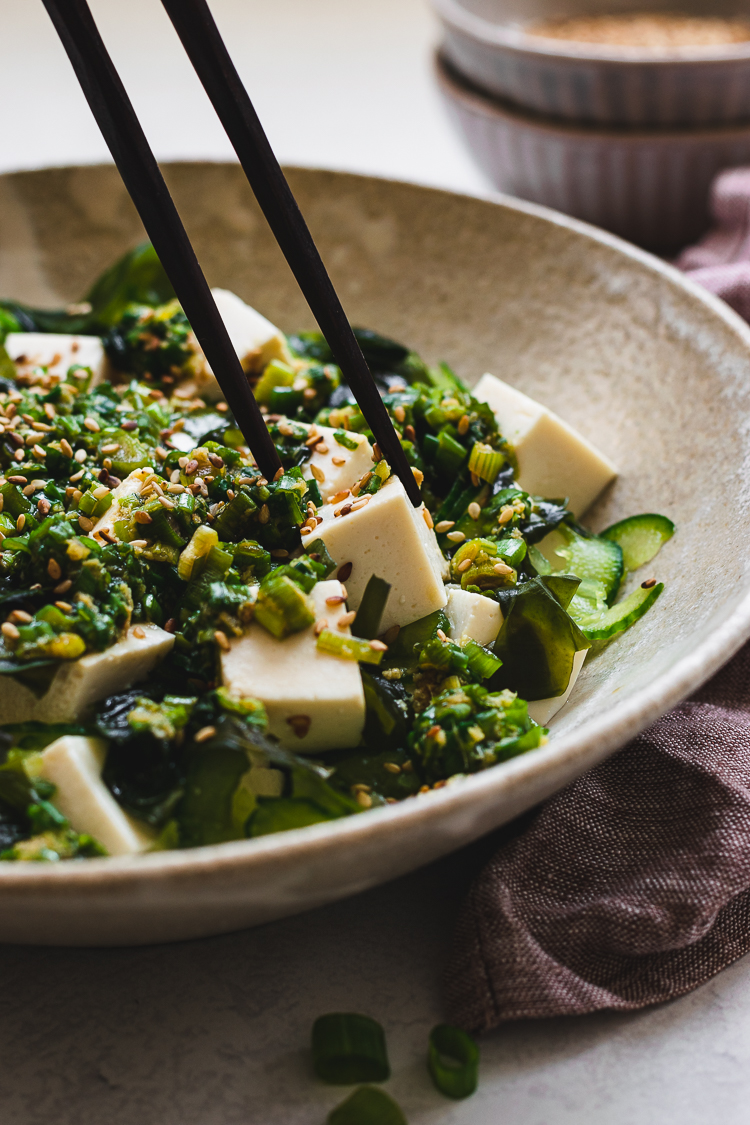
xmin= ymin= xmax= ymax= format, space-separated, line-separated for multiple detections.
xmin=327 ymin=1087 xmax=407 ymax=1125
xmin=177 ymin=524 xmax=218 ymax=581
xmin=427 ymin=1024 xmax=479 ymax=1099
xmin=351 ymin=576 xmax=391 ymax=640
xmin=312 ymin=1013 xmax=390 ymax=1085
xmin=334 ymin=429 xmax=360 ymax=451
xmin=317 ymin=630 xmax=384 ymax=666
xmin=468 ymin=441 xmax=505 ymax=484
xmin=254 ymin=574 xmax=315 ymax=639
xmin=304 ymin=537 xmax=337 ymax=577
xmin=462 ymin=638 xmax=502 ymax=680
xmin=253 ymin=358 xmax=295 ymax=405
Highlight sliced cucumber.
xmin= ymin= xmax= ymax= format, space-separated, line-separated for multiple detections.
xmin=577 ymin=582 xmax=663 ymax=641
xmin=601 ymin=513 xmax=674 ymax=572
xmin=539 ymin=527 xmax=623 ymax=605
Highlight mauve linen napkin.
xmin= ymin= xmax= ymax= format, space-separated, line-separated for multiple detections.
xmin=445 ymin=168 xmax=750 ymax=1034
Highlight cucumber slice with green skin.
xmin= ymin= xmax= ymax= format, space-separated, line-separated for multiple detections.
xmin=601 ymin=513 xmax=675 ymax=572
xmin=540 ymin=527 xmax=623 ymax=606
xmin=578 ymin=582 xmax=663 ymax=641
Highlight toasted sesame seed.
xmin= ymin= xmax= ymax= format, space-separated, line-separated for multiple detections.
xmin=130 ymin=539 xmax=149 ymax=549
xmin=100 ymin=443 xmax=120 ymax=454
xmin=316 ymin=443 xmax=329 ymax=455
xmin=331 ymin=456 xmax=346 ymax=466
xmin=498 ymin=506 xmax=514 ymax=525
xmin=78 ymin=515 xmax=94 ymax=532
xmin=54 ymin=579 xmax=72 ymax=595
xmin=273 ymin=467 xmax=284 ymax=481
xmin=214 ymin=630 xmax=231 ymax=652
xmin=468 ymin=502 xmax=481 ymax=520
xmin=641 ymin=577 xmax=657 ymax=589
xmin=167 ymin=483 xmax=186 ymax=494
xmin=83 ymin=417 xmax=100 ymax=432
xmin=336 ymin=504 xmax=352 ymax=518
xmin=8 ymin=610 xmax=32 ymax=624
xmin=326 ymin=595 xmax=347 ymax=606
xmin=92 ymin=486 xmax=110 ymax=500
xmin=314 ymin=618 xmax=328 ymax=636
xmin=310 ymin=463 xmax=325 ymax=483
xmin=134 ymin=510 xmax=153 ymax=525
xmin=2 ymin=622 xmax=19 ymax=641
xmin=155 ymin=446 xmax=168 ymax=460
xmin=427 ymin=725 xmax=442 ymax=738
xmin=437 ymin=628 xmax=448 ymax=642
xmin=470 ymin=472 xmax=480 ymax=487
xmin=301 ymin=524 xmax=314 ymax=535
xmin=458 ymin=414 xmax=470 ymax=435
xmin=369 ymin=639 xmax=388 ymax=652
xmin=208 ymin=452 xmax=224 ymax=469
xmin=32 ymin=445 xmax=46 ymax=460
xmin=494 ymin=562 xmax=513 ymax=576
xmin=47 ymin=558 xmax=62 ymax=580
xmin=447 ymin=530 xmax=466 ymax=543
xmin=383 ymin=762 xmax=401 ymax=774
xmin=55 ymin=600 xmax=73 ymax=612
xmin=270 ymin=549 xmax=289 ymax=558
xmin=304 ymin=431 xmax=322 ymax=447
xmin=372 ymin=443 xmax=383 ymax=462
xmin=422 ymin=507 xmax=434 ymax=529
xmin=44 ymin=403 xmax=56 ymax=420
xmin=132 ymin=626 xmax=146 ymax=639
xmin=74 ymin=449 xmax=87 ymax=463
xmin=58 ymin=438 xmax=74 ymax=459
xmin=351 ymin=497 xmax=370 ymax=511
xmin=457 ymin=558 xmax=472 ymax=573
xmin=158 ymin=496 xmax=175 ymax=510
xmin=185 ymin=459 xmax=199 ymax=476
xmin=435 ymin=521 xmax=455 ymax=533
xmin=355 ymin=791 xmax=373 ymax=809
xmin=31 ymin=421 xmax=52 ymax=433
xmin=411 ymin=467 xmax=424 ymax=488
xmin=15 ymin=514 xmax=25 ymax=532
xmin=258 ymin=504 xmax=270 ymax=525
xmin=393 ymin=404 xmax=406 ymax=423
xmin=194 ymin=725 xmax=216 ymax=743
xmin=337 ymin=562 xmax=353 ymax=582
xmin=338 ymin=610 xmax=357 ymax=629
xmin=69 ymin=469 xmax=85 ymax=482
xmin=330 ymin=489 xmax=350 ymax=504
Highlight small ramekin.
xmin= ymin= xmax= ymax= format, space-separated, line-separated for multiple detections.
xmin=436 ymin=53 xmax=750 ymax=251
xmin=433 ymin=0 xmax=750 ymax=127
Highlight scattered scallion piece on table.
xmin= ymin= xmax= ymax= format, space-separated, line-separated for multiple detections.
xmin=351 ymin=576 xmax=391 ymax=640
xmin=312 ymin=1013 xmax=390 ymax=1084
xmin=427 ymin=1023 xmax=479 ymax=1099
xmin=327 ymin=1086 xmax=408 ymax=1125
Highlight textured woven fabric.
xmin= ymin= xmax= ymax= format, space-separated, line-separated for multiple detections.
xmin=446 ymin=181 xmax=750 ymax=1032
xmin=676 ymin=166 xmax=750 ymax=322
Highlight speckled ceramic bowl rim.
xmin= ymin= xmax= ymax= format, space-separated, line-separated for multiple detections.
xmin=2 ymin=172 xmax=750 ymax=892
xmin=436 ymin=50 xmax=750 ymax=138
xmin=434 ymin=0 xmax=750 ymax=65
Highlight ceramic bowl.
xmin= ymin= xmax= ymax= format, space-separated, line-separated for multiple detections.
xmin=2 ymin=162 xmax=750 ymax=946
xmin=437 ymin=52 xmax=750 ymax=252
xmin=433 ymin=0 xmax=750 ymax=127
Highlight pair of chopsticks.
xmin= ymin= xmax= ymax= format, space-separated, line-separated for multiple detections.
xmin=42 ymin=0 xmax=421 ymax=506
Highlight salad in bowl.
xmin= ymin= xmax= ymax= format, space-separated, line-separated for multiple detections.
xmin=0 ymin=243 xmax=673 ymax=862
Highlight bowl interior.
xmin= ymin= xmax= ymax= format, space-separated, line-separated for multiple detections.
xmin=2 ymin=163 xmax=750 ymax=943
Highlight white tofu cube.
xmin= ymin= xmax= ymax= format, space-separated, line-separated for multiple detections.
xmin=473 ymin=373 xmax=617 ymax=516
xmin=91 ymin=466 xmax=154 ymax=543
xmin=5 ymin=332 xmax=110 ymax=388
xmin=527 ymin=648 xmax=587 ymax=726
xmin=311 ymin=475 xmax=447 ymax=632
xmin=0 ymin=624 xmax=175 ymax=724
xmin=220 ymin=580 xmax=365 ymax=753
xmin=446 ymin=587 xmax=503 ymax=647
xmin=40 ymin=736 xmax=155 ymax=856
xmin=301 ymin=424 xmax=374 ymax=500
xmin=173 ymin=289 xmax=293 ymax=403
xmin=212 ymin=288 xmax=292 ymax=374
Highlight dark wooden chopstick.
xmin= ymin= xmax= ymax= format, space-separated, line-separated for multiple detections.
xmin=41 ymin=0 xmax=282 ymax=482
xmin=159 ymin=0 xmax=423 ymax=508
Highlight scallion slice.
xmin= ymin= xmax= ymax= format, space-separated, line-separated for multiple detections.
xmin=327 ymin=1086 xmax=407 ymax=1125
xmin=351 ymin=575 xmax=391 ymax=640
xmin=316 ymin=630 xmax=384 ymax=665
xmin=468 ymin=441 xmax=504 ymax=484
xmin=312 ymin=1013 xmax=390 ymax=1084
xmin=427 ymin=1023 xmax=479 ymax=1099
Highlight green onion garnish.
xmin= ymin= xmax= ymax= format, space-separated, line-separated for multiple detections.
xmin=316 ymin=630 xmax=384 ymax=665
xmin=327 ymin=1086 xmax=407 ymax=1125
xmin=312 ymin=1013 xmax=391 ymax=1084
xmin=334 ymin=429 xmax=360 ymax=451
xmin=462 ymin=638 xmax=502 ymax=680
xmin=468 ymin=441 xmax=505 ymax=484
xmin=254 ymin=574 xmax=315 ymax=639
xmin=427 ymin=1024 xmax=479 ymax=1099
xmin=351 ymin=575 xmax=391 ymax=640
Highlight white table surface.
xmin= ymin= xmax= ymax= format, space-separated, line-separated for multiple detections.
xmin=1 ymin=3 xmax=748 ymax=1123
